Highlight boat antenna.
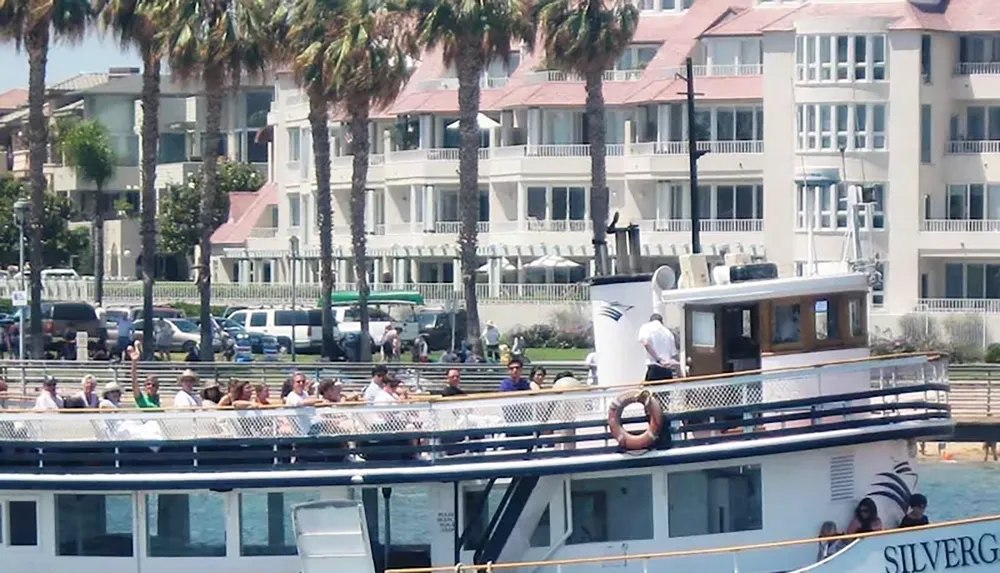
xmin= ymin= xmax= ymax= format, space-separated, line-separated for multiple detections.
xmin=676 ymin=57 xmax=709 ymax=255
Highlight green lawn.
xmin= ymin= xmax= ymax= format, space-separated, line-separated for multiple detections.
xmin=166 ymin=347 xmax=589 ymax=363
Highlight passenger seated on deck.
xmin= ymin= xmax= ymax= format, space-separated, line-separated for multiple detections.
xmin=816 ymin=521 xmax=841 ymax=561
xmin=846 ymin=497 xmax=883 ymax=535
xmin=899 ymin=494 xmax=929 ymax=528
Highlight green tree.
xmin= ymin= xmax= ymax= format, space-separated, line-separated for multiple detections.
xmin=158 ymin=161 xmax=265 ymax=257
xmin=58 ymin=118 xmax=117 ymax=305
xmin=411 ymin=0 xmax=534 ymax=352
xmin=0 ymin=174 xmax=90 ymax=270
xmin=96 ymin=0 xmax=165 ymax=360
xmin=0 ymin=0 xmax=94 ymax=357
xmin=534 ymin=0 xmax=637 ymax=276
xmin=154 ymin=0 xmax=272 ymax=359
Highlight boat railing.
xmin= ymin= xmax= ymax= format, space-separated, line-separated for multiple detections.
xmin=0 ymin=353 xmax=948 ymax=447
xmin=382 ymin=513 xmax=1000 ymax=573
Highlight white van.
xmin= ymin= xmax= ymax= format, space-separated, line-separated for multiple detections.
xmin=332 ymin=306 xmax=417 ymax=347
xmin=228 ymin=308 xmax=332 ymax=353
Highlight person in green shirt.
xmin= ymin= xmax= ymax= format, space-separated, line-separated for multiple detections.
xmin=128 ymin=343 xmax=161 ymax=408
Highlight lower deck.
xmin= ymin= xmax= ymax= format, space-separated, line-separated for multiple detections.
xmin=0 ymin=440 xmax=930 ymax=573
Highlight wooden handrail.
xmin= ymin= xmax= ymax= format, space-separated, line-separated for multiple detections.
xmin=385 ymin=511 xmax=997 ymax=573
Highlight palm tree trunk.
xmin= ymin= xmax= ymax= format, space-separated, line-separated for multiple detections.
xmin=585 ymin=70 xmax=609 ymax=276
xmin=140 ymin=46 xmax=160 ymax=360
xmin=26 ymin=26 xmax=49 ymax=359
xmin=347 ymin=100 xmax=372 ymax=361
xmin=455 ymin=45 xmax=484 ymax=354
xmin=94 ymin=188 xmax=105 ymax=304
xmin=308 ymin=89 xmax=335 ymax=360
xmin=198 ymin=67 xmax=225 ymax=361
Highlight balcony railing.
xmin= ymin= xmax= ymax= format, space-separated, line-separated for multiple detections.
xmin=954 ymin=62 xmax=1000 ymax=76
xmin=916 ymin=298 xmax=1000 ymax=314
xmin=921 ymin=219 xmax=1000 ymax=233
xmin=392 ymin=148 xmax=491 ymax=162
xmin=664 ymin=63 xmax=763 ymax=77
xmin=632 ymin=140 xmax=764 ymax=154
xmin=525 ymin=219 xmax=592 ymax=232
xmin=641 ymin=218 xmax=764 ymax=233
xmin=527 ymin=69 xmax=645 ymax=83
xmin=947 ymin=140 xmax=1000 ymax=154
xmin=416 ymin=76 xmax=509 ymax=90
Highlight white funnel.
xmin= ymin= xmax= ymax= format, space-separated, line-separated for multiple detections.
xmin=590 ymin=275 xmax=653 ymax=387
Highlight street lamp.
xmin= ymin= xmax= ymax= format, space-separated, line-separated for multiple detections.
xmin=13 ymin=198 xmax=29 ymax=378
xmin=289 ymin=236 xmax=299 ymax=363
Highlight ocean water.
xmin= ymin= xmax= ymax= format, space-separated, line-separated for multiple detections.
xmin=917 ymin=462 xmax=1000 ymax=522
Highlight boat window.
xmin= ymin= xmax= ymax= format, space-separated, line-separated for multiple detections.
xmin=667 ymin=465 xmax=762 ymax=538
xmin=239 ymin=491 xmax=320 ymax=556
xmin=568 ymin=475 xmax=653 ymax=545
xmin=772 ymin=303 xmax=802 ymax=345
xmin=462 ymin=487 xmax=550 ymax=550
xmin=55 ymin=494 xmax=133 ymax=556
xmin=146 ymin=493 xmax=226 ymax=557
xmin=849 ymin=298 xmax=863 ymax=338
xmin=814 ymin=298 xmax=841 ymax=341
xmin=6 ymin=500 xmax=38 ymax=546
xmin=690 ymin=311 xmax=716 ymax=347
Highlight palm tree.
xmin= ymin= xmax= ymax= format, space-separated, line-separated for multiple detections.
xmin=97 ymin=0 xmax=163 ymax=360
xmin=0 ymin=0 xmax=93 ymax=357
xmin=58 ymin=119 xmax=117 ymax=305
xmin=153 ymin=0 xmax=272 ymax=359
xmin=274 ymin=0 xmax=341 ymax=361
xmin=324 ymin=0 xmax=416 ymax=361
xmin=411 ymin=0 xmax=533 ymax=351
xmin=534 ymin=0 xmax=637 ymax=276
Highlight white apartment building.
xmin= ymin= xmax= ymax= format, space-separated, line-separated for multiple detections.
xmin=210 ymin=0 xmax=1000 ymax=327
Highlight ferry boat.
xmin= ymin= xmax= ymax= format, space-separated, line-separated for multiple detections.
xmin=0 ymin=238 xmax=960 ymax=573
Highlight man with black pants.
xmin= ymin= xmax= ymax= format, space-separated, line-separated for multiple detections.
xmin=637 ymin=313 xmax=678 ymax=381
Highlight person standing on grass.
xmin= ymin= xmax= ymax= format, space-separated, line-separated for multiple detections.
xmin=481 ymin=321 xmax=502 ymax=362
xmin=127 ymin=343 xmax=160 ymax=408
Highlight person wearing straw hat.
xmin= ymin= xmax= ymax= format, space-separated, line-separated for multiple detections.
xmin=173 ymin=369 xmax=203 ymax=408
xmin=481 ymin=320 xmax=502 ymax=362
xmin=99 ymin=382 xmax=123 ymax=409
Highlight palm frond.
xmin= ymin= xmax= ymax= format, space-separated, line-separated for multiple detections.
xmin=534 ymin=0 xmax=637 ymax=75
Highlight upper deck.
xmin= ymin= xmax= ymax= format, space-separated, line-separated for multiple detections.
xmin=0 ymin=353 xmax=951 ymax=489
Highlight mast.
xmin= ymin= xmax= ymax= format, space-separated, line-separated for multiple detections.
xmin=678 ymin=58 xmax=709 ymax=254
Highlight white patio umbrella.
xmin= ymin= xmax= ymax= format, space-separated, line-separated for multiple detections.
xmin=524 ymin=254 xmax=581 ymax=269
xmin=476 ymin=259 xmax=516 ymax=273
xmin=447 ymin=114 xmax=500 ymax=130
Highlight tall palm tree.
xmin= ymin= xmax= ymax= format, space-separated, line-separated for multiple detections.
xmin=0 ymin=0 xmax=92 ymax=357
xmin=97 ymin=0 xmax=163 ymax=360
xmin=275 ymin=0 xmax=340 ymax=361
xmin=411 ymin=0 xmax=533 ymax=351
xmin=534 ymin=0 xmax=637 ymax=276
xmin=325 ymin=0 xmax=416 ymax=361
xmin=154 ymin=0 xmax=271 ymax=359
xmin=58 ymin=119 xmax=117 ymax=305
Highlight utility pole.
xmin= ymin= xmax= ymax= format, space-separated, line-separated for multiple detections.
xmin=677 ymin=58 xmax=709 ymax=254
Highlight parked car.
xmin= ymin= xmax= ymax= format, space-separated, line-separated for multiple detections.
xmin=415 ymin=307 xmax=468 ymax=351
xmin=134 ymin=318 xmax=223 ymax=353
xmin=12 ymin=301 xmax=105 ymax=352
xmin=228 ymin=308 xmax=332 ymax=353
xmin=332 ymin=306 xmax=399 ymax=347
xmin=214 ymin=317 xmax=279 ymax=355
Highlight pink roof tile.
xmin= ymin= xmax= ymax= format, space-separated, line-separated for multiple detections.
xmin=910 ymin=0 xmax=1000 ymax=33
xmin=702 ymin=4 xmax=804 ymax=36
xmin=761 ymin=2 xmax=914 ymax=32
xmin=211 ymin=183 xmax=278 ymax=245
xmin=0 ymin=89 xmax=27 ymax=111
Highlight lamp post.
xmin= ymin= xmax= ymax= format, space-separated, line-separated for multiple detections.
xmin=13 ymin=198 xmax=29 ymax=392
xmin=289 ymin=236 xmax=299 ymax=363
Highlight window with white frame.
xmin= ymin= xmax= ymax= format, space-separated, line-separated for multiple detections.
xmin=287 ymin=128 xmax=301 ymax=162
xmin=945 ymin=263 xmax=1000 ymax=299
xmin=658 ymin=183 xmax=763 ymax=221
xmin=641 ymin=0 xmax=694 ymax=12
xmin=946 ymin=184 xmax=1000 ymax=220
xmin=525 ymin=186 xmax=587 ymax=221
xmin=797 ymin=104 xmax=887 ymax=151
xmin=960 ymin=106 xmax=1000 ymax=141
xmin=288 ymin=194 xmax=301 ymax=228
xmin=796 ymin=35 xmax=888 ymax=83
xmin=615 ymin=44 xmax=659 ymax=71
xmin=958 ymin=35 xmax=1000 ymax=68
xmin=667 ymin=105 xmax=763 ymax=142
xmin=796 ymin=183 xmax=886 ymax=230
xmin=701 ymin=38 xmax=762 ymax=74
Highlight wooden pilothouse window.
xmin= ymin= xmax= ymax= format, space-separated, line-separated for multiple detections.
xmin=760 ymin=292 xmax=868 ymax=355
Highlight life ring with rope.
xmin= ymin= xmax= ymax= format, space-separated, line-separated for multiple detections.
xmin=607 ymin=388 xmax=663 ymax=451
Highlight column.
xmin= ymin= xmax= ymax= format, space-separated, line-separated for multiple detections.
xmin=410 ymin=258 xmax=419 ymax=284
xmin=500 ymin=110 xmax=514 ymax=147
xmin=489 ymin=258 xmax=501 ymax=298
xmin=624 ymin=120 xmax=633 ymax=156
xmin=452 ymin=258 xmax=461 ymax=293
xmin=372 ymin=258 xmax=381 ymax=290
xmin=409 ymin=185 xmax=418 ymax=232
xmin=383 ymin=130 xmax=393 ymax=161
xmin=516 ymin=256 xmax=524 ymax=296
xmin=527 ymin=108 xmax=542 ymax=147
xmin=656 ymin=104 xmax=669 ymax=143
xmin=419 ymin=115 xmax=433 ymax=149
xmin=516 ymin=182 xmax=526 ymax=231
xmin=424 ymin=185 xmax=436 ymax=232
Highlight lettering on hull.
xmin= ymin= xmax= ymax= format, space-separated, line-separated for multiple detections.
xmin=884 ymin=533 xmax=1000 ymax=572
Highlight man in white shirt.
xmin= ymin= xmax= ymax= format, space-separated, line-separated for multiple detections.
xmin=584 ymin=351 xmax=598 ymax=385
xmin=481 ymin=321 xmax=501 ymax=362
xmin=284 ymin=372 xmax=319 ymax=407
xmin=172 ymin=369 xmax=203 ymax=408
xmin=33 ymin=377 xmax=64 ymax=410
xmin=637 ymin=313 xmax=678 ymax=381
xmin=364 ymin=365 xmax=388 ymax=402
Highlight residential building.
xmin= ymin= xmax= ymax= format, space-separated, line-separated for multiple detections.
xmin=0 ymin=69 xmax=273 ymax=279
xmin=210 ymin=0 xmax=1000 ymax=333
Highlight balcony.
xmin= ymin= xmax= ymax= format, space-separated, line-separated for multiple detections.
xmin=919 ymin=218 xmax=1000 ymax=252
xmin=642 ymin=219 xmax=763 ymax=233
xmin=416 ymin=76 xmax=510 ymax=90
xmin=917 ymin=298 xmax=1000 ymax=314
xmin=627 ymin=140 xmax=764 ymax=176
xmin=943 ymin=141 xmax=1000 ymax=181
xmin=951 ymin=62 xmax=1000 ymax=99
xmin=663 ymin=63 xmax=763 ymax=78
xmin=922 ymin=219 xmax=1000 ymax=233
xmin=525 ymin=69 xmax=645 ymax=84
xmin=947 ymin=140 xmax=1000 ymax=154
xmin=954 ymin=62 xmax=1000 ymax=76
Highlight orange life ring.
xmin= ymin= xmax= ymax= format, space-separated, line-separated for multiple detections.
xmin=607 ymin=389 xmax=663 ymax=451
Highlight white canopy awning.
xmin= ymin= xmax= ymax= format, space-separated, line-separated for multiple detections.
xmin=447 ymin=114 xmax=500 ymax=130
xmin=476 ymin=260 xmax=516 ymax=273
xmin=524 ymin=254 xmax=581 ymax=269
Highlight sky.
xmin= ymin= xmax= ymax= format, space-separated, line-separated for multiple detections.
xmin=0 ymin=31 xmax=142 ymax=92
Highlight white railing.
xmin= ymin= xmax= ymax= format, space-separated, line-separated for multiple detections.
xmin=481 ymin=76 xmax=509 ymax=89
xmin=661 ymin=63 xmax=763 ymax=78
xmin=247 ymin=227 xmax=278 ymax=238
xmin=525 ymin=219 xmax=592 ymax=232
xmin=431 ymin=221 xmax=491 ymax=234
xmin=603 ymin=69 xmax=643 ymax=82
xmin=916 ymin=299 xmax=1000 ymax=314
xmin=390 ymin=148 xmax=489 ymax=162
xmin=0 ymin=354 xmax=945 ymax=447
xmin=634 ymin=140 xmax=764 ymax=155
xmin=526 ymin=144 xmax=591 ymax=157
xmin=947 ymin=140 xmax=1000 ymax=154
xmin=371 ymin=224 xmax=386 ymax=236
xmin=921 ymin=219 xmax=1000 ymax=233
xmin=954 ymin=62 xmax=1000 ymax=75
xmin=642 ymin=219 xmax=764 ymax=233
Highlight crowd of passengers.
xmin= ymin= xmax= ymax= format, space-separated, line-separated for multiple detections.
xmin=816 ymin=494 xmax=931 ymax=560
xmin=18 ymin=342 xmax=583 ymax=412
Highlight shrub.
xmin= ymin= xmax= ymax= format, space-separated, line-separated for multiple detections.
xmin=510 ymin=310 xmax=594 ymax=349
xmin=167 ymin=302 xmax=227 ymax=318
xmin=986 ymin=343 xmax=1000 ymax=364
